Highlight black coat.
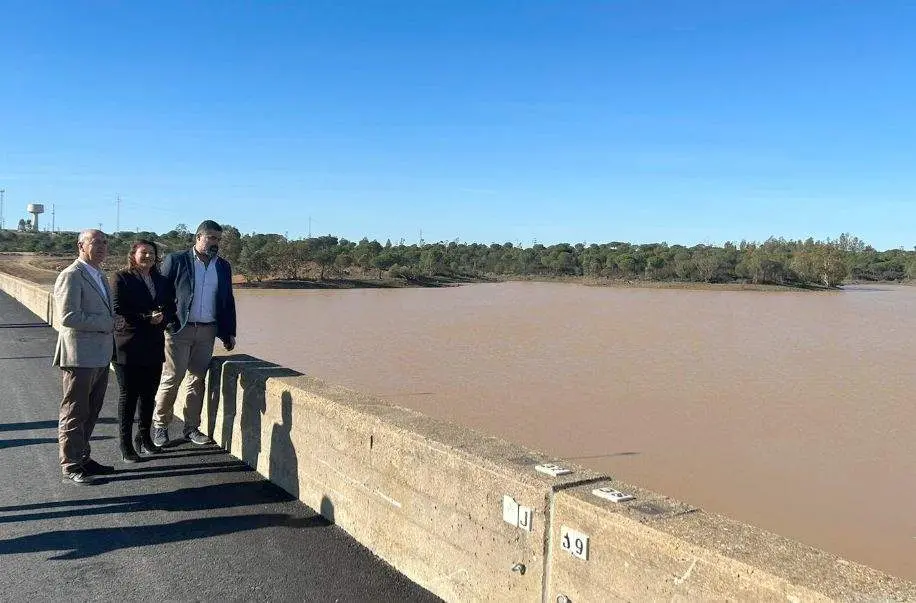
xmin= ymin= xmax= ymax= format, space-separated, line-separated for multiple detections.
xmin=161 ymin=249 xmax=237 ymax=343
xmin=111 ymin=269 xmax=174 ymax=366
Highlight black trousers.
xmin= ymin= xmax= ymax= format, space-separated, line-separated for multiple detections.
xmin=113 ymin=362 xmax=163 ymax=452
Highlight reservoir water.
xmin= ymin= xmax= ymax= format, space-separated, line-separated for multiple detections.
xmin=233 ymin=281 xmax=915 ymax=580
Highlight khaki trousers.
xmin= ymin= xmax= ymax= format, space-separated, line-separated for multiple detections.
xmin=59 ymin=366 xmax=109 ymax=473
xmin=153 ymin=323 xmax=216 ymax=432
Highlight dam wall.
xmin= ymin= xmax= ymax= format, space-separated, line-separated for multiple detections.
xmin=1 ymin=272 xmax=912 ymax=601
xmin=0 ymin=270 xmax=55 ymax=327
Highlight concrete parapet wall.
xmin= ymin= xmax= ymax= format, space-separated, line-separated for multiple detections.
xmin=546 ymin=481 xmax=900 ymax=602
xmin=1 ymin=271 xmax=912 ymax=601
xmin=0 ymin=271 xmax=53 ymax=325
xmin=190 ymin=354 xmax=915 ymax=602
xmin=197 ymin=355 xmax=597 ymax=601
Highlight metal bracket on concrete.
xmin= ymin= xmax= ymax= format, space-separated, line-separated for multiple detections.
xmin=536 ymin=463 xmax=573 ymax=477
xmin=592 ymin=486 xmax=636 ymax=503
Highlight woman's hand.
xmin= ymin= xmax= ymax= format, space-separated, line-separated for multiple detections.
xmin=149 ymin=310 xmax=164 ymax=325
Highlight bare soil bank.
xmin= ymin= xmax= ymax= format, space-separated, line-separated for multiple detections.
xmin=232 ymin=282 xmax=916 ymax=581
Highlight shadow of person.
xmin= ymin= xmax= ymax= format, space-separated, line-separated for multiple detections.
xmin=205 ymin=355 xmax=262 ymax=451
xmin=0 ymin=418 xmax=117 ymax=432
xmin=0 ymin=513 xmax=328 ymax=560
xmin=239 ymin=366 xmax=301 ymax=471
xmin=269 ymin=391 xmax=299 ymax=498
xmin=0 ymin=435 xmax=113 ymax=450
xmin=0 ymin=480 xmax=294 ymax=523
xmin=320 ymin=495 xmax=335 ymax=524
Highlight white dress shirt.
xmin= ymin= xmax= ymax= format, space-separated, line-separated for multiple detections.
xmin=189 ymin=254 xmax=218 ymax=323
xmin=77 ymin=259 xmax=107 ymax=298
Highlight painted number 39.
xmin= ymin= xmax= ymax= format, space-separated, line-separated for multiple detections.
xmin=560 ymin=526 xmax=589 ymax=560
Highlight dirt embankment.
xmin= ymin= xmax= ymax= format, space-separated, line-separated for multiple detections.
xmin=0 ymin=253 xmax=66 ymax=285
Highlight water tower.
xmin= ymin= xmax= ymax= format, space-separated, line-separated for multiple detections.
xmin=27 ymin=203 xmax=44 ymax=232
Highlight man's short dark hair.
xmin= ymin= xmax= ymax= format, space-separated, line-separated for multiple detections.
xmin=196 ymin=220 xmax=223 ymax=235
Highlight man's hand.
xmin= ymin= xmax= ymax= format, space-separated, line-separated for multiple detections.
xmin=150 ymin=310 xmax=164 ymax=325
xmin=222 ymin=335 xmax=236 ymax=352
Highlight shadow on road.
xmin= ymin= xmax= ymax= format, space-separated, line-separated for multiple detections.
xmin=0 ymin=418 xmax=118 ymax=432
xmin=96 ymin=464 xmax=251 ymax=483
xmin=0 ymin=435 xmax=114 ymax=450
xmin=0 ymin=512 xmax=329 ymax=560
xmin=0 ymin=480 xmax=309 ymax=523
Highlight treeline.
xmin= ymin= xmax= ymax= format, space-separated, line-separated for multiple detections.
xmin=2 ymin=226 xmax=914 ymax=288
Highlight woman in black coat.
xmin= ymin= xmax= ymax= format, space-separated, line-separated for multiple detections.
xmin=111 ymin=240 xmax=174 ymax=462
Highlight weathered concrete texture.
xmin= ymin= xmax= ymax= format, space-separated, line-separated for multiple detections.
xmin=187 ymin=355 xmax=916 ymax=602
xmin=0 ymin=271 xmax=53 ymax=325
xmin=194 ymin=358 xmax=605 ymax=602
xmin=549 ymin=480 xmax=915 ymax=602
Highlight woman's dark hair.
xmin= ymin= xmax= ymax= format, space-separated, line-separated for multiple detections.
xmin=126 ymin=239 xmax=161 ymax=272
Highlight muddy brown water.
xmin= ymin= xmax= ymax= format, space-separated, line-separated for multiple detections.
xmin=233 ymin=281 xmax=915 ymax=580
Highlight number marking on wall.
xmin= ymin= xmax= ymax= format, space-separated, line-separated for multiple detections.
xmin=502 ymin=495 xmax=534 ymax=532
xmin=560 ymin=526 xmax=589 ymax=560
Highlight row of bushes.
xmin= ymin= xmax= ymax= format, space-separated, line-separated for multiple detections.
xmin=2 ymin=227 xmax=912 ymax=287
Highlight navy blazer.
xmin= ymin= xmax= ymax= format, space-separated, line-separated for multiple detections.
xmin=161 ymin=249 xmax=237 ymax=343
xmin=111 ymin=268 xmax=174 ymax=365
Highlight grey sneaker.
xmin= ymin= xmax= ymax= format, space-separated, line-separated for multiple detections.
xmin=62 ymin=469 xmax=95 ymax=485
xmin=152 ymin=427 xmax=169 ymax=447
xmin=184 ymin=428 xmax=213 ymax=446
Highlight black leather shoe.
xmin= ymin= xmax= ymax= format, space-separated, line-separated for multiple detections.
xmin=138 ymin=439 xmax=162 ymax=455
xmin=137 ymin=431 xmax=162 ymax=455
xmin=62 ymin=470 xmax=94 ymax=485
xmin=83 ymin=459 xmax=115 ymax=475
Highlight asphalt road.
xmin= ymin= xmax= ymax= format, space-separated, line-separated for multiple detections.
xmin=0 ymin=288 xmax=440 ymax=602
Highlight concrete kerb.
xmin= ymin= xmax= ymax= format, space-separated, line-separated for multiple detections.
xmin=548 ymin=479 xmax=916 ymax=602
xmin=0 ymin=271 xmax=53 ymax=325
xmin=2 ymin=272 xmax=914 ymax=602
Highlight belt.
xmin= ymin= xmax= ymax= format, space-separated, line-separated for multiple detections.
xmin=187 ymin=321 xmax=217 ymax=326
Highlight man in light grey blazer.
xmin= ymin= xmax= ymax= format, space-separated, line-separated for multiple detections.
xmin=53 ymin=229 xmax=117 ymax=484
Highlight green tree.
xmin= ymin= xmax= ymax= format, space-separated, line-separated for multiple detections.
xmin=220 ymin=224 xmax=243 ymax=266
xmin=694 ymin=248 xmax=722 ymax=283
xmin=371 ymin=251 xmax=398 ymax=278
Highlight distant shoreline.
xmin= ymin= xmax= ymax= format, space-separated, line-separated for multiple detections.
xmin=238 ymin=274 xmax=835 ymax=292
xmin=0 ymin=253 xmax=908 ymax=292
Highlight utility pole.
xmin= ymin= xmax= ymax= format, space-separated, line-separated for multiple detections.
xmin=308 ymin=215 xmax=312 ymax=238
xmin=116 ymin=195 xmax=121 ymax=233
xmin=52 ymin=204 xmax=56 ymax=232
xmin=0 ymin=188 xmax=5 ymax=230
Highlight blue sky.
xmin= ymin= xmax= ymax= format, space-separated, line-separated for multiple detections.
xmin=1 ymin=1 xmax=913 ymax=249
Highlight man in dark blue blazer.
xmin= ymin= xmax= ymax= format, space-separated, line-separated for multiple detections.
xmin=152 ymin=220 xmax=237 ymax=446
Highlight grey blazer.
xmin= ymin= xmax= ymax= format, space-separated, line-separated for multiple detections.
xmin=52 ymin=260 xmax=115 ymax=368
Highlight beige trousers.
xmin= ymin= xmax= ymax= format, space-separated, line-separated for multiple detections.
xmin=153 ymin=323 xmax=216 ymax=432
xmin=59 ymin=366 xmax=109 ymax=473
